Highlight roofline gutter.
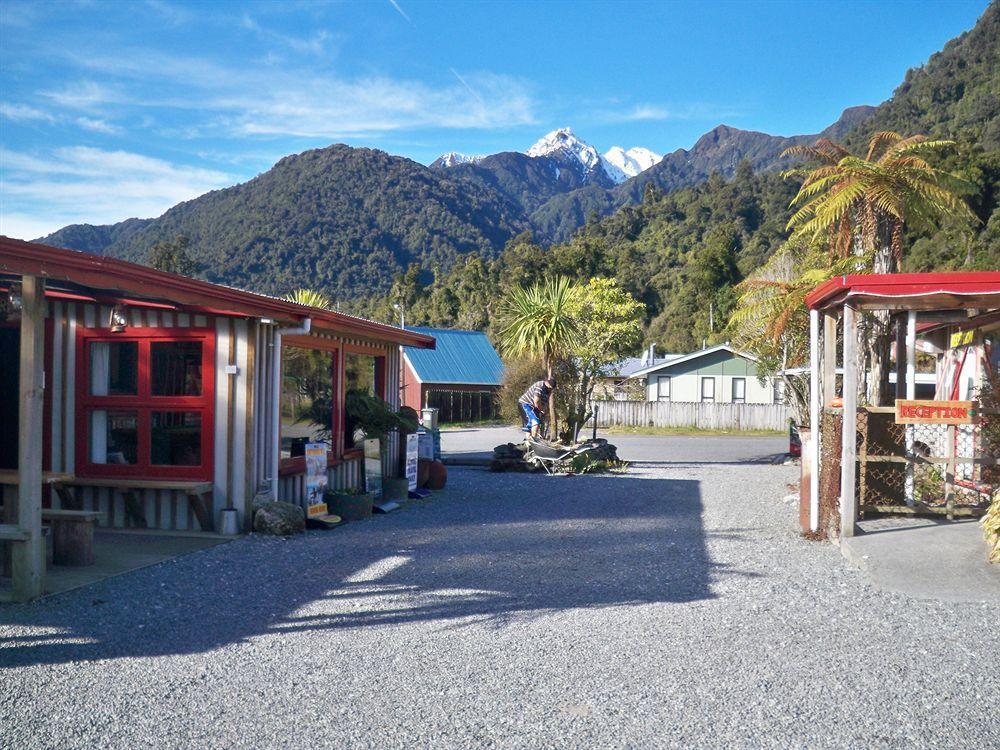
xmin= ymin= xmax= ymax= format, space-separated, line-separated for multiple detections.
xmin=271 ymin=318 xmax=311 ymax=498
xmin=0 ymin=236 xmax=435 ymax=348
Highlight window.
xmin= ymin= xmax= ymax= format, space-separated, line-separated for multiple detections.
xmin=731 ymin=377 xmax=746 ymax=404
xmin=656 ymin=376 xmax=671 ymax=402
xmin=700 ymin=376 xmax=715 ymax=403
xmin=77 ymin=329 xmax=214 ymax=479
xmin=344 ymin=351 xmax=385 ymax=450
xmin=281 ymin=346 xmax=335 ymax=460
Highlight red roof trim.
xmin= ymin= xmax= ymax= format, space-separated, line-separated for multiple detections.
xmin=0 ymin=236 xmax=435 ymax=349
xmin=805 ymin=272 xmax=1000 ymax=310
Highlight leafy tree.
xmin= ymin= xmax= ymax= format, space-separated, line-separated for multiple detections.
xmin=727 ymin=241 xmax=869 ymax=427
xmin=782 ymin=132 xmax=976 ymax=404
xmin=555 ymin=279 xmax=644 ymax=442
xmin=147 ymin=235 xmax=198 ymax=276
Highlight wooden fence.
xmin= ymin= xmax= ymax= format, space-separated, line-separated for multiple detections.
xmin=591 ymin=400 xmax=791 ymax=432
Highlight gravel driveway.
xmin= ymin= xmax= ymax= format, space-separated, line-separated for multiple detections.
xmin=2 ymin=457 xmax=997 ymax=749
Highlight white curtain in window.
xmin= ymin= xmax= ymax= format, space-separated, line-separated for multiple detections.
xmin=90 ymin=343 xmax=110 ymax=462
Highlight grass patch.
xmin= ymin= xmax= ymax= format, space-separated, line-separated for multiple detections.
xmin=602 ymin=425 xmax=785 ymax=438
xmin=438 ymin=420 xmax=512 ymax=430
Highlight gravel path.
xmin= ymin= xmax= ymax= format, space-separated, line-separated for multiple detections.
xmin=2 ymin=459 xmax=997 ymax=749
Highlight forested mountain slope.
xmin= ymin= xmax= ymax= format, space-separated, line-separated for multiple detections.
xmin=42 ymin=145 xmax=530 ymax=298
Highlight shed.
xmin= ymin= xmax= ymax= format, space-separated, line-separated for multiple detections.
xmin=0 ymin=236 xmax=434 ymax=601
xmin=803 ymin=271 xmax=1000 ymax=540
xmin=400 ymin=327 xmax=504 ymax=423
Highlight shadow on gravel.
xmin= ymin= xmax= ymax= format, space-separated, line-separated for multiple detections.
xmin=1 ymin=473 xmax=757 ymax=667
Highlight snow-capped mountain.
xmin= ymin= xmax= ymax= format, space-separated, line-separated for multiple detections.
xmin=430 ymin=127 xmax=660 ymax=185
xmin=526 ymin=128 xmax=603 ymax=173
xmin=429 ymin=151 xmax=483 ymax=169
xmin=601 ymin=146 xmax=662 ymax=183
xmin=525 ymin=128 xmax=658 ymax=185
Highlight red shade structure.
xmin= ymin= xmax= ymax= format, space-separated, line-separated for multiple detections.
xmin=803 ymin=271 xmax=1000 ymax=542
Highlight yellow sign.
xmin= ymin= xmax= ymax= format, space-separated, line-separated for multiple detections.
xmin=949 ymin=329 xmax=975 ymax=348
xmin=894 ymin=399 xmax=975 ymax=424
xmin=307 ymin=502 xmax=329 ymax=518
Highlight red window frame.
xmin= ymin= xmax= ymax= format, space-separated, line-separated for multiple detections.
xmin=277 ymin=340 xmax=388 ymax=473
xmin=75 ymin=327 xmax=215 ymax=480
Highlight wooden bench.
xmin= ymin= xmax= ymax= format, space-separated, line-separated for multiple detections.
xmin=64 ymin=479 xmax=215 ymax=532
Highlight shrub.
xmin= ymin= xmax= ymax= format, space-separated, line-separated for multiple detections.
xmin=983 ymin=490 xmax=1000 ymax=563
xmin=498 ymin=355 xmax=546 ymax=426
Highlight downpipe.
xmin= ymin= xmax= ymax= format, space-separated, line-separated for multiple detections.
xmin=270 ymin=317 xmax=312 ymax=499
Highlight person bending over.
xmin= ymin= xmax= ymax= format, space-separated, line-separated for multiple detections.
xmin=519 ymin=377 xmax=556 ymax=438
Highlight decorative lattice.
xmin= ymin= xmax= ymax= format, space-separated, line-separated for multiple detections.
xmin=857 ymin=409 xmax=992 ymax=510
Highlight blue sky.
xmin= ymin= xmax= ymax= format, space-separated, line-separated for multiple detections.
xmin=0 ymin=0 xmax=989 ymax=240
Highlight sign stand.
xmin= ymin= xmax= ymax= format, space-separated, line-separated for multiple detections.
xmin=304 ymin=442 xmax=342 ymax=528
xmin=367 ymin=438 xmax=400 ymax=513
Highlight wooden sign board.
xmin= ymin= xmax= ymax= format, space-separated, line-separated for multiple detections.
xmin=894 ymin=399 xmax=975 ymax=424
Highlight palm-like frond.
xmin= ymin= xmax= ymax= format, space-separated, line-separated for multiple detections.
xmin=497 ymin=277 xmax=581 ymax=370
xmin=284 ymin=288 xmax=334 ymax=310
xmin=784 ymin=131 xmax=976 ymax=260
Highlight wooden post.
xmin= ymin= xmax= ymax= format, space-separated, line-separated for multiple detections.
xmin=839 ymin=304 xmax=858 ymax=539
xmin=822 ymin=312 xmax=837 ymax=406
xmin=905 ymin=310 xmax=917 ymax=506
xmin=895 ymin=315 xmax=906 ymax=400
xmin=13 ymin=275 xmax=45 ymax=601
xmin=944 ymin=423 xmax=956 ymax=520
xmin=809 ymin=308 xmax=821 ymax=532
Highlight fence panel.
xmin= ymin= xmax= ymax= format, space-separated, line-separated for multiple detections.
xmin=592 ymin=400 xmax=790 ymax=432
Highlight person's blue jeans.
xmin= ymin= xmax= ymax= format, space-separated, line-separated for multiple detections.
xmin=521 ymin=402 xmax=541 ymax=431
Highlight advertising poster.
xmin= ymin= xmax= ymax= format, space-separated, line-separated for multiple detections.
xmin=405 ymin=433 xmax=419 ymax=491
xmin=304 ymin=442 xmax=329 ymax=517
xmin=364 ymin=438 xmax=382 ymax=498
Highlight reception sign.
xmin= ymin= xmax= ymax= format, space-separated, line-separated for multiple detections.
xmin=894 ymin=399 xmax=975 ymax=425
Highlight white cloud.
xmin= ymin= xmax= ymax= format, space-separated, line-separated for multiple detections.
xmin=66 ymin=50 xmax=537 ymax=137
xmin=240 ymin=13 xmax=332 ymax=55
xmin=41 ymin=81 xmax=121 ymax=111
xmin=0 ymin=146 xmax=234 ymax=238
xmin=388 ymin=0 xmax=411 ymax=23
xmin=0 ymin=103 xmax=56 ymax=123
xmin=75 ymin=117 xmax=122 ymax=134
xmin=598 ymin=102 xmax=743 ymax=124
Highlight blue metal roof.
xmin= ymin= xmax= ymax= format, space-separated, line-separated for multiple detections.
xmin=403 ymin=327 xmax=505 ymax=386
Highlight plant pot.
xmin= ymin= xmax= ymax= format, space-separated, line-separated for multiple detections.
xmin=427 ymin=461 xmax=447 ymax=490
xmin=327 ymin=491 xmax=375 ymax=522
xmin=382 ymin=477 xmax=409 ymax=501
xmin=417 ymin=458 xmax=432 ymax=488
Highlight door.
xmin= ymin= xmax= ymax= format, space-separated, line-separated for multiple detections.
xmin=0 ymin=327 xmax=18 ymax=469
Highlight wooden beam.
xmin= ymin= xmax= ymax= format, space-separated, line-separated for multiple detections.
xmin=905 ymin=310 xmax=916 ymax=506
xmin=809 ymin=308 xmax=821 ymax=532
xmin=895 ymin=316 xmax=906 ymax=400
xmin=13 ymin=275 xmax=45 ymax=601
xmin=823 ymin=312 xmax=837 ymax=406
xmin=840 ymin=305 xmax=858 ymax=539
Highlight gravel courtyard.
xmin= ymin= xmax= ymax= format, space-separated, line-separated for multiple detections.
xmin=2 ymin=451 xmax=997 ymax=749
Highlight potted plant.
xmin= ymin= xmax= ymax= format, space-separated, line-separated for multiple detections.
xmin=325 ymin=487 xmax=375 ymax=522
xmin=345 ymin=391 xmax=420 ymax=494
